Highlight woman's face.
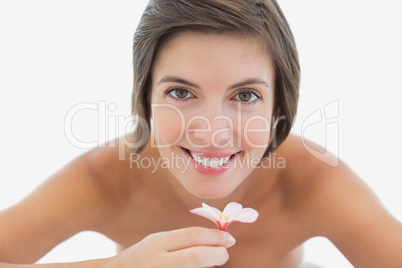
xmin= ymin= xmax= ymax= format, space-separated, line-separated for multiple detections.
xmin=150 ymin=32 xmax=275 ymax=199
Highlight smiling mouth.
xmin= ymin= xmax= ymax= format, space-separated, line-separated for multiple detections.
xmin=181 ymin=147 xmax=237 ymax=168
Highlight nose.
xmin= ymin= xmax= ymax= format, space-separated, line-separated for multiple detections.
xmin=187 ymin=105 xmax=233 ymax=148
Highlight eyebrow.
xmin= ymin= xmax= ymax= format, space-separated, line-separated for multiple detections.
xmin=157 ymin=75 xmax=270 ymax=90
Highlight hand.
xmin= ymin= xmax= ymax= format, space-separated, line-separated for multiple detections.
xmin=104 ymin=226 xmax=236 ymax=268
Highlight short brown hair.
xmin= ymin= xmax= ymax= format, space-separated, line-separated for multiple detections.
xmin=129 ymin=0 xmax=300 ymax=158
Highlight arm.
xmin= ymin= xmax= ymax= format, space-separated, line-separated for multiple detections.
xmin=307 ymin=160 xmax=402 ymax=267
xmin=0 ymin=144 xmax=233 ymax=268
xmin=0 ymin=150 xmax=115 ymax=264
xmin=0 ymin=258 xmax=110 ymax=268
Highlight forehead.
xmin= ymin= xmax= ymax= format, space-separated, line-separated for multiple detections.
xmin=151 ymin=31 xmax=275 ymax=85
xmin=155 ymin=30 xmax=270 ymax=60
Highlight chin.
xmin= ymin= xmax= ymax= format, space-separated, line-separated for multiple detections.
xmin=183 ymin=181 xmax=235 ymax=200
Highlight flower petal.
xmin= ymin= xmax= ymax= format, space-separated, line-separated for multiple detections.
xmin=189 ymin=207 xmax=219 ymax=226
xmin=202 ymin=203 xmax=223 ymax=218
xmin=222 ymin=202 xmax=243 ymax=218
xmin=215 ymin=218 xmax=234 ymax=230
xmin=219 ymin=221 xmax=232 ymax=231
xmin=232 ymin=208 xmax=259 ymax=223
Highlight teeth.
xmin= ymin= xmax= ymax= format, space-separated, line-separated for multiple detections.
xmin=209 ymin=158 xmax=220 ymax=168
xmin=190 ymin=152 xmax=232 ymax=168
xmin=219 ymin=158 xmax=224 ymax=166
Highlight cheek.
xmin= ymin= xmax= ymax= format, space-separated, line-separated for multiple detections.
xmin=241 ymin=116 xmax=272 ymax=149
xmin=152 ymin=105 xmax=184 ymax=144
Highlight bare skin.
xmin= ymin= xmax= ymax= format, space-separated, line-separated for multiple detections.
xmin=1 ymin=32 xmax=402 ymax=267
xmin=102 ymin=134 xmax=311 ymax=268
xmin=1 ymin=134 xmax=401 ymax=267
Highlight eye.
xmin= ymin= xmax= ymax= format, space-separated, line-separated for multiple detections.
xmin=233 ymin=90 xmax=261 ymax=103
xmin=166 ymin=88 xmax=195 ymax=100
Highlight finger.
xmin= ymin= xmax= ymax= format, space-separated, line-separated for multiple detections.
xmin=158 ymin=227 xmax=236 ymax=251
xmin=166 ymin=245 xmax=229 ymax=268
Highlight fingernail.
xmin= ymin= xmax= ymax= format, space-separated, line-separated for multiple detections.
xmin=226 ymin=234 xmax=236 ymax=247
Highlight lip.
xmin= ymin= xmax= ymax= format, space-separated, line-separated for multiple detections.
xmin=180 ymin=147 xmax=239 ymax=175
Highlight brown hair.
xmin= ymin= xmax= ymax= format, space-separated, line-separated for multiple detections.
xmin=129 ymin=0 xmax=300 ymax=158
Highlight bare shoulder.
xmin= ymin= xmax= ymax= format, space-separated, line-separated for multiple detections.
xmin=278 ymin=133 xmax=402 ymax=266
xmin=85 ymin=137 xmax=138 ymax=206
xmin=0 ymin=137 xmax=134 ymax=263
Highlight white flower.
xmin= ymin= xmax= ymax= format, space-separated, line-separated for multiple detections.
xmin=190 ymin=202 xmax=259 ymax=231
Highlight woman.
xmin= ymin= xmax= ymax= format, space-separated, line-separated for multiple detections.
xmin=0 ymin=0 xmax=401 ymax=267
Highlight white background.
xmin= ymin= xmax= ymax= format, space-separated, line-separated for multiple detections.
xmin=0 ymin=1 xmax=401 ymax=267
